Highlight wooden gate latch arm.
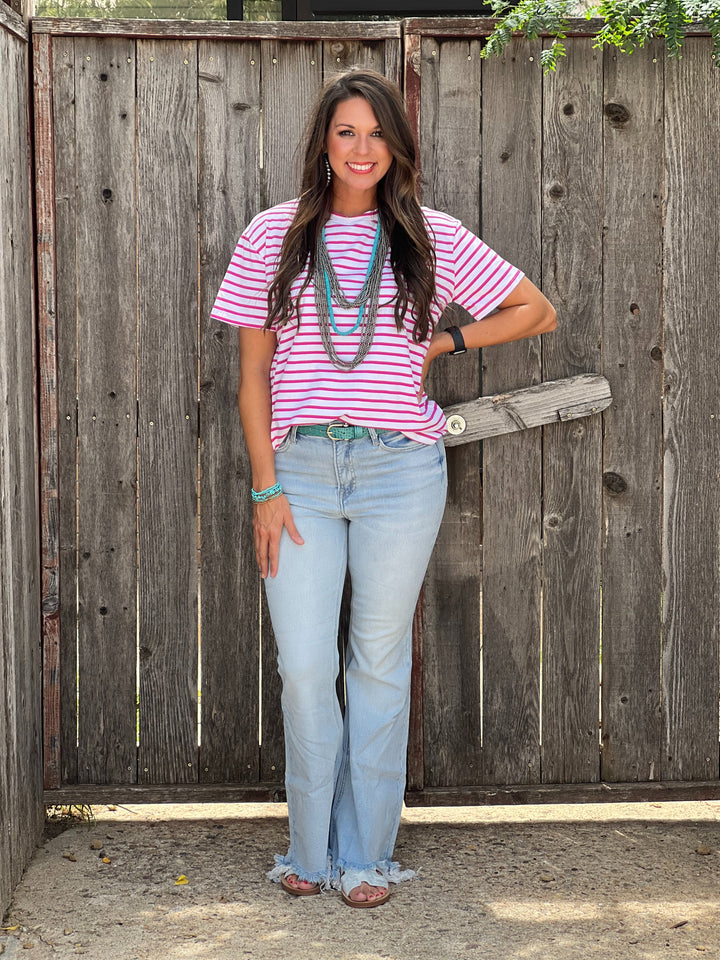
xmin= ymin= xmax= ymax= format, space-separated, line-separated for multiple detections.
xmin=442 ymin=373 xmax=612 ymax=447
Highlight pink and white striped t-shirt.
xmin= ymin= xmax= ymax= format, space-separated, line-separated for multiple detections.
xmin=211 ymin=199 xmax=523 ymax=449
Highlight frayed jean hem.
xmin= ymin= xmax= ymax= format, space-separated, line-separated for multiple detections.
xmin=267 ymin=853 xmax=416 ymax=894
xmin=331 ymin=857 xmax=417 ymax=894
xmin=266 ymin=853 xmax=334 ymax=891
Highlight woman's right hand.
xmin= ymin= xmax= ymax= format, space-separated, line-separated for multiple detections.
xmin=253 ymin=494 xmax=304 ymax=579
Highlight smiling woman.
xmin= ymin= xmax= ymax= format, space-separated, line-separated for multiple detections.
xmin=325 ymin=98 xmax=393 ymax=217
xmin=210 ymin=67 xmax=555 ymax=909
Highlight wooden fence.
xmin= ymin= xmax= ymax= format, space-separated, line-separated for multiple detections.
xmin=0 ymin=0 xmax=44 ymax=914
xmin=27 ymin=17 xmax=720 ymax=802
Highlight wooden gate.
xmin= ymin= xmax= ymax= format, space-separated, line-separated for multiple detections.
xmin=33 ymin=16 xmax=720 ymax=802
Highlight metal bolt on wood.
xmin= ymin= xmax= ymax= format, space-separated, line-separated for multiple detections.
xmin=446 ymin=415 xmax=466 ymax=436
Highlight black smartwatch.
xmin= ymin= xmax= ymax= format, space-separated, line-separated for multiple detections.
xmin=445 ymin=325 xmax=467 ymax=356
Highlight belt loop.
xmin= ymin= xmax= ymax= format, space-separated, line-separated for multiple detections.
xmin=368 ymin=427 xmax=380 ymax=446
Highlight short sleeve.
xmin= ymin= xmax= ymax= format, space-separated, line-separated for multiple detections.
xmin=451 ymin=222 xmax=524 ymax=320
xmin=210 ymin=231 xmax=269 ymax=329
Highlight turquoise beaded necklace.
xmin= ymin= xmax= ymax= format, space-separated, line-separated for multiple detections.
xmin=321 ymin=219 xmax=383 ymax=337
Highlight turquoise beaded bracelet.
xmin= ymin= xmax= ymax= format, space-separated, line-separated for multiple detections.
xmin=251 ymin=481 xmax=283 ymax=504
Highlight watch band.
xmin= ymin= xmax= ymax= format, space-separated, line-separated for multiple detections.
xmin=445 ymin=325 xmax=467 ymax=355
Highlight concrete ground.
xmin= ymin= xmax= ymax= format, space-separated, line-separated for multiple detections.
xmin=2 ymin=800 xmax=719 ymax=960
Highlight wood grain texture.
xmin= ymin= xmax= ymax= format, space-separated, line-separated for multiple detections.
xmin=0 ymin=23 xmax=13 ymax=913
xmin=0 ymin=0 xmax=26 ymax=41
xmin=403 ymin=18 xmax=716 ymax=38
xmin=73 ymin=36 xmax=138 ymax=784
xmin=0 ymin=20 xmax=43 ymax=916
xmin=662 ymin=39 xmax=720 ymax=781
xmin=444 ymin=375 xmax=611 ymax=446
xmin=403 ymin=32 xmax=424 ymax=791
xmin=403 ymin=780 xmax=720 ymax=806
xmin=198 ymin=39 xmax=262 ymax=782
xmin=322 ymin=37 xmax=387 ymax=78
xmin=137 ymin=39 xmax=199 ymax=784
xmin=258 ymin=39 xmax=323 ymax=780
xmin=540 ymin=38 xmax=603 ymax=784
xmin=33 ymin=30 xmax=63 ymax=791
xmin=479 ymin=38 xmax=543 ymax=786
xmin=31 ymin=18 xmax=403 ymax=40
xmin=42 ymin=777 xmax=720 ymax=807
xmin=601 ymin=45 xmax=664 ymax=783
xmin=261 ymin=38 xmax=321 ymax=209
xmin=51 ymin=35 xmax=79 ymax=786
xmin=419 ymin=36 xmax=484 ymax=788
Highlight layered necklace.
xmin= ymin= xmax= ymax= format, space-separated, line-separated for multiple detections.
xmin=314 ymin=215 xmax=390 ymax=370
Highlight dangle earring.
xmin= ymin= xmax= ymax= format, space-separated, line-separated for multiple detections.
xmin=324 ymin=153 xmax=332 ymax=185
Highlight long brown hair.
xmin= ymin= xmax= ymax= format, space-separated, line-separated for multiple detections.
xmin=265 ymin=69 xmax=436 ymax=344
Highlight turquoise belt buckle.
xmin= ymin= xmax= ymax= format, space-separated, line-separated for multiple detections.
xmin=325 ymin=422 xmax=367 ymax=440
xmin=326 ymin=421 xmax=352 ymax=440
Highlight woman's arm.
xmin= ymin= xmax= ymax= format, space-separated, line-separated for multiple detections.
xmin=238 ymin=327 xmax=304 ymax=579
xmin=420 ymin=277 xmax=557 ymax=390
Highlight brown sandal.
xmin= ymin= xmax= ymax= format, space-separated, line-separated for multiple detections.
xmin=280 ymin=874 xmax=321 ymax=897
xmin=341 ymin=883 xmax=390 ymax=908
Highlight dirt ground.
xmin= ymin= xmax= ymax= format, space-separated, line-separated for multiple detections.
xmin=2 ymin=799 xmax=719 ymax=960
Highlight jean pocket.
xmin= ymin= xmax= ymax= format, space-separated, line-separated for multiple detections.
xmin=376 ymin=430 xmax=426 ymax=451
xmin=275 ymin=426 xmax=297 ymax=453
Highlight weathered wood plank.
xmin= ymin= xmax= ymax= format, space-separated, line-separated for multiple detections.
xmin=662 ymin=38 xmax=720 ymax=781
xmin=479 ymin=38 xmax=543 ymax=786
xmin=137 ymin=39 xmax=199 ymax=784
xmin=1 ymin=21 xmax=16 ymax=913
xmin=51 ymin=35 xmax=79 ymax=787
xmin=33 ymin=29 xmax=63 ymax=791
xmin=259 ymin=39 xmax=323 ymax=780
xmin=404 ymin=780 xmax=720 ymax=806
xmin=443 ymin=374 xmax=611 ymax=446
xmin=0 ymin=26 xmax=19 ymax=911
xmin=31 ymin=18 xmax=403 ymax=39
xmin=419 ymin=36 xmax=484 ymax=788
xmin=601 ymin=44 xmax=664 ymax=783
xmin=198 ymin=38 xmax=262 ymax=782
xmin=73 ymin=36 xmax=138 ymax=784
xmin=261 ymin=38 xmax=321 ymax=209
xmin=11 ymin=23 xmax=43 ymax=900
xmin=0 ymin=0 xmax=26 ymax=40
xmin=0 ymin=20 xmax=43 ymax=916
xmin=42 ymin=776 xmax=720 ymax=808
xmin=402 ymin=31 xmax=424 ymax=791
xmin=384 ymin=35 xmax=402 ymax=87
xmin=322 ymin=37 xmax=388 ymax=78
xmin=403 ymin=18 xmax=715 ymax=37
xmin=540 ymin=38 xmax=603 ymax=784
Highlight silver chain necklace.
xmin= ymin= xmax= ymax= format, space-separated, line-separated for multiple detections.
xmin=313 ymin=219 xmax=389 ymax=370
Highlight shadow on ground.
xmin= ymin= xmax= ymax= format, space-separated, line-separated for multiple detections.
xmin=2 ymin=801 xmax=719 ymax=960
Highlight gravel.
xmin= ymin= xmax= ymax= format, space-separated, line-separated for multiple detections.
xmin=2 ymin=799 xmax=719 ymax=960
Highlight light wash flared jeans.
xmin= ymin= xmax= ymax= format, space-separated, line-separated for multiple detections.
xmin=263 ymin=426 xmax=447 ymax=893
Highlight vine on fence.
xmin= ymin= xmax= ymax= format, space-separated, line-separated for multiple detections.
xmin=482 ymin=0 xmax=720 ymax=71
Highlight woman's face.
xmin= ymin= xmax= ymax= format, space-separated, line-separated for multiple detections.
xmin=324 ymin=96 xmax=393 ymax=211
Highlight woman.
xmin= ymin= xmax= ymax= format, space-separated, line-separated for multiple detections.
xmin=211 ymin=69 xmax=556 ymax=907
